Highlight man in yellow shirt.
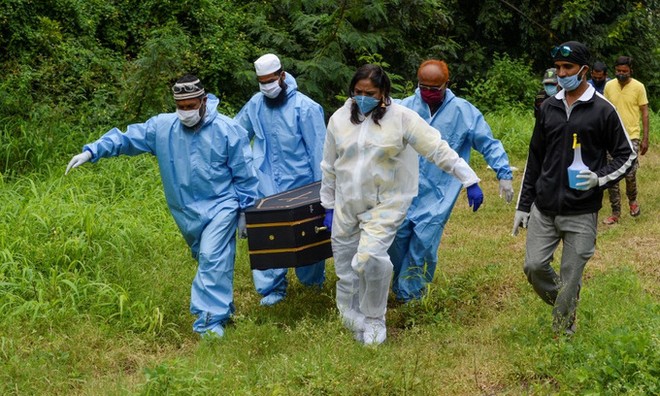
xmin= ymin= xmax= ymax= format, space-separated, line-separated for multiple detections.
xmin=602 ymin=56 xmax=650 ymax=224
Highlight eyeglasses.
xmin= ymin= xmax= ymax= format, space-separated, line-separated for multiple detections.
xmin=551 ymin=45 xmax=572 ymax=58
xmin=172 ymin=81 xmax=201 ymax=94
xmin=418 ymin=83 xmax=446 ymax=91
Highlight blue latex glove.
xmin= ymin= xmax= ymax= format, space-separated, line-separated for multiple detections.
xmin=466 ymin=183 xmax=483 ymax=212
xmin=323 ymin=209 xmax=334 ymax=233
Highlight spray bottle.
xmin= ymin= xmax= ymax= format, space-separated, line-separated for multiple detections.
xmin=567 ymin=133 xmax=589 ymax=190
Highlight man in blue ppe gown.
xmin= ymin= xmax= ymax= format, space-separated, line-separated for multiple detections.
xmin=389 ymin=60 xmax=514 ymax=302
xmin=235 ymin=54 xmax=326 ymax=306
xmin=66 ymin=75 xmax=259 ymax=337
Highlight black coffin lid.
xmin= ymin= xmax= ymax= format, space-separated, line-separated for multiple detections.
xmin=244 ymin=181 xmax=332 ymax=270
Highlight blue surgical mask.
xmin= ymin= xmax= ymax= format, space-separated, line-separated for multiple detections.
xmin=544 ymin=84 xmax=558 ymax=96
xmin=557 ymin=66 xmax=585 ymax=92
xmin=353 ymin=95 xmax=380 ymax=114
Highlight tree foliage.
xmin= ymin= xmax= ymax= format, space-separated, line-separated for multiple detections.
xmin=0 ymin=0 xmax=658 ymax=175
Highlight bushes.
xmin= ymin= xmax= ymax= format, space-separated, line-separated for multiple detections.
xmin=463 ymin=53 xmax=539 ymax=114
xmin=0 ymin=0 xmax=256 ymax=177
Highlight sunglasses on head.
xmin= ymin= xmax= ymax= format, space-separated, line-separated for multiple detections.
xmin=551 ymin=45 xmax=572 ymax=58
xmin=172 ymin=81 xmax=202 ymax=94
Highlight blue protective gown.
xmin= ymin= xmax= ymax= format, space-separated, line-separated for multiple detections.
xmin=84 ymin=94 xmax=259 ymax=334
xmin=235 ymin=73 xmax=326 ymax=299
xmin=389 ymin=88 xmax=513 ymax=301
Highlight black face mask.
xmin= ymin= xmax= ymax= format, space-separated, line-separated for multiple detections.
xmin=616 ymin=74 xmax=630 ymax=82
xmin=264 ymin=81 xmax=288 ymax=108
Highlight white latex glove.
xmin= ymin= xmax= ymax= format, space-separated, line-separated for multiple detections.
xmin=512 ymin=210 xmax=530 ymax=236
xmin=238 ymin=212 xmax=248 ymax=239
xmin=66 ymin=150 xmax=92 ymax=175
xmin=499 ymin=179 xmax=514 ymax=203
xmin=575 ymin=170 xmax=598 ymax=190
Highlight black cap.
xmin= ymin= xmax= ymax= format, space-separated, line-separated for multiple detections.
xmin=552 ymin=41 xmax=591 ymax=67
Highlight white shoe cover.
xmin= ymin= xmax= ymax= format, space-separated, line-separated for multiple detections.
xmin=341 ymin=309 xmax=366 ymax=342
xmin=363 ymin=317 xmax=386 ymax=345
xmin=341 ymin=309 xmax=365 ymax=332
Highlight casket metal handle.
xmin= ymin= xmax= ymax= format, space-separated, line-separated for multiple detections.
xmin=314 ymin=226 xmax=327 ymax=233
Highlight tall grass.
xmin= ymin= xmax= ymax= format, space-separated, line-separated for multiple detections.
xmin=485 ymin=109 xmax=535 ymax=162
xmin=0 ymin=111 xmax=658 ymax=395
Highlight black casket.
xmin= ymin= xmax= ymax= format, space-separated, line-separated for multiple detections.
xmin=244 ymin=181 xmax=332 ymax=270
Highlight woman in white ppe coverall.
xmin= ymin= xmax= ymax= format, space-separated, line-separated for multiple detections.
xmin=320 ymin=64 xmax=484 ymax=345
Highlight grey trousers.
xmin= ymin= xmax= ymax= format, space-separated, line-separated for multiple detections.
xmin=523 ymin=205 xmax=597 ymax=333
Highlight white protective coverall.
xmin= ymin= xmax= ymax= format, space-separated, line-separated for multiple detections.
xmin=320 ymin=99 xmax=480 ymax=324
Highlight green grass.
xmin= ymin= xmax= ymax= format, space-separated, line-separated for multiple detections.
xmin=0 ymin=111 xmax=658 ymax=395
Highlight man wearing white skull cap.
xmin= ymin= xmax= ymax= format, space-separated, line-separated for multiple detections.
xmin=254 ymin=53 xmax=282 ymax=76
xmin=236 ymin=54 xmax=327 ymax=306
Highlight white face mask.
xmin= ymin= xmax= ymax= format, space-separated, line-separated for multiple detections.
xmin=259 ymin=80 xmax=283 ymax=98
xmin=176 ymin=108 xmax=202 ymax=127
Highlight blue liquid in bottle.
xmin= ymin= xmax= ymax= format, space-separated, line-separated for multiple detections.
xmin=567 ymin=133 xmax=589 ymax=190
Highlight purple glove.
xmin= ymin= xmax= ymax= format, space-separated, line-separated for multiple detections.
xmin=323 ymin=209 xmax=334 ymax=232
xmin=467 ymin=184 xmax=483 ymax=212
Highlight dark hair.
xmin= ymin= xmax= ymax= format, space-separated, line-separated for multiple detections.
xmin=592 ymin=61 xmax=607 ymax=72
xmin=614 ymin=56 xmax=633 ymax=68
xmin=348 ymin=64 xmax=391 ymax=126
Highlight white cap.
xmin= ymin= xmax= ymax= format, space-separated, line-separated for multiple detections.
xmin=254 ymin=54 xmax=282 ymax=76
